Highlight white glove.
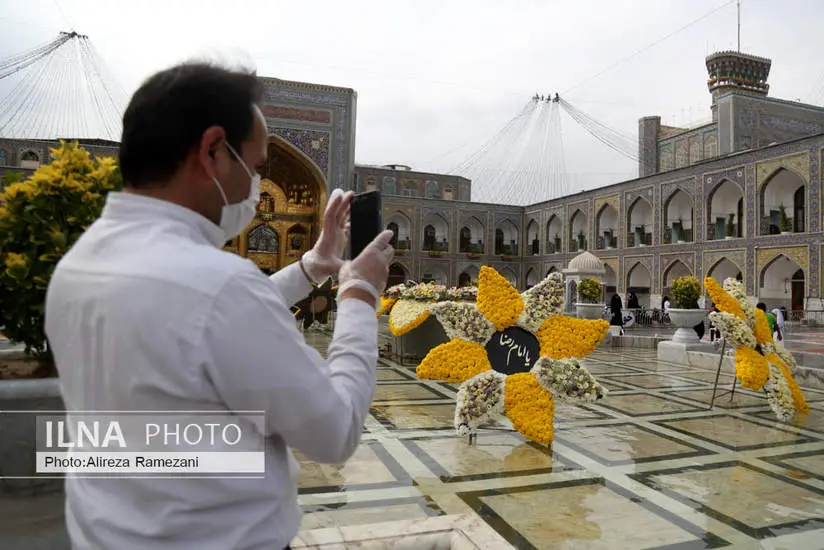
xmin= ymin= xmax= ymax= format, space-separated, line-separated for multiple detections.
xmin=302 ymin=189 xmax=352 ymax=283
xmin=337 ymin=230 xmax=395 ymax=307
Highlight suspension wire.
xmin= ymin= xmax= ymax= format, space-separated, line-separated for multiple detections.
xmin=0 ymin=32 xmax=123 ymax=140
xmin=0 ymin=34 xmax=71 ymax=77
xmin=562 ymin=0 xmax=737 ymax=94
xmin=559 ymin=98 xmax=638 ymax=161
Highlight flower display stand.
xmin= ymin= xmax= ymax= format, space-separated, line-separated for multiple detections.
xmin=395 ymin=316 xmax=449 ymax=365
xmin=667 ymin=308 xmax=706 ymax=344
xmin=575 ymin=303 xmax=604 ymax=320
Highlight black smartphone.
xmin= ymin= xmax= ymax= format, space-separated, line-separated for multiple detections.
xmin=349 ymin=190 xmax=382 ymax=258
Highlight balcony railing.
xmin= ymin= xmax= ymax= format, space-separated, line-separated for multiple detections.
xmin=664 ymin=227 xmax=693 ymax=244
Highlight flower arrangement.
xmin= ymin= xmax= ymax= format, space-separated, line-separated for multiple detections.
xmin=670 ymin=276 xmax=701 ymax=309
xmin=705 ymin=276 xmax=808 ymax=422
xmin=576 ymin=278 xmax=602 ymax=304
xmin=417 ymin=266 xmax=609 ymax=445
xmin=379 ymin=281 xmax=479 ymax=335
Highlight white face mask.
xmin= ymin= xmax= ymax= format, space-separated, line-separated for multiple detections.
xmin=211 ymin=142 xmax=261 ymax=241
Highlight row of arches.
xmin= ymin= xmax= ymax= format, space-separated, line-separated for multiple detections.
xmin=0 ymin=148 xmax=42 ymax=169
xmin=384 ymin=212 xmax=520 ymax=255
xmin=385 ymin=252 xmax=807 ymax=316
xmin=617 ymin=254 xmax=805 ymax=312
xmin=521 ymin=167 xmax=808 ymax=256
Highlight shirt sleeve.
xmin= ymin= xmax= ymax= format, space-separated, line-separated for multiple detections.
xmin=267 ymin=261 xmax=314 ymax=307
xmin=201 ymin=270 xmax=378 ymax=464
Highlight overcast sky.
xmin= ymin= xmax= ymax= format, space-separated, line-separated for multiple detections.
xmin=1 ymin=0 xmax=823 ymax=199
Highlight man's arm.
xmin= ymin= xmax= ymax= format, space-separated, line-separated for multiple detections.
xmin=266 ymin=259 xmax=315 ymax=307
xmin=201 ymin=270 xmax=377 ymax=464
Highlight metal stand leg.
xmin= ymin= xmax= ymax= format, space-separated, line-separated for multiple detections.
xmin=709 ymin=342 xmax=737 ymax=409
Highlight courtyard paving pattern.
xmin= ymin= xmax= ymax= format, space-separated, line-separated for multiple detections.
xmin=293 ymin=331 xmax=824 ymax=549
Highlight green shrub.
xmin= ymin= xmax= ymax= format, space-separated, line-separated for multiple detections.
xmin=670 ymin=276 xmax=701 ymax=309
xmin=0 ymin=142 xmax=122 ymax=367
xmin=577 ymin=278 xmax=602 ymax=304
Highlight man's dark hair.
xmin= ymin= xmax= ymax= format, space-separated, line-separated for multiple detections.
xmin=756 ymin=302 xmax=767 ymax=311
xmin=119 ymin=62 xmax=264 ymax=188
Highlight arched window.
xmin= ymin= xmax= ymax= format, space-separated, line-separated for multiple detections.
xmin=247 ymin=225 xmax=278 ymax=254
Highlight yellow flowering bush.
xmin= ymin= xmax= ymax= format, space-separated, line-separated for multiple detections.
xmin=704 ymin=277 xmax=744 ymax=319
xmin=537 ymin=316 xmax=610 ymax=359
xmin=734 ymin=346 xmax=770 ymax=390
xmin=477 ymin=266 xmax=523 ymax=331
xmin=0 ymin=141 xmax=122 ymax=365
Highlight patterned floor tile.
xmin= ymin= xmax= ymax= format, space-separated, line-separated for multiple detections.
xmin=761 ymin=450 xmax=824 ymax=482
xmin=402 ymin=432 xmax=576 ymax=482
xmin=595 ymin=392 xmax=706 ymax=416
xmin=654 ymin=415 xmax=816 ymax=451
xmin=659 ymin=388 xmax=768 ymax=409
xmin=631 ymin=462 xmax=824 ymax=539
xmin=300 ymin=497 xmax=442 ymax=530
xmin=295 ymin=441 xmax=411 ymax=494
xmin=459 ymin=478 xmax=728 ymax=549
xmin=556 ymin=423 xmax=712 ymax=465
xmin=372 ymin=382 xmax=452 ymax=402
xmin=376 ymin=368 xmax=415 ymax=382
xmin=599 ymin=373 xmax=702 ymax=390
xmin=371 ymin=403 xmax=457 ymax=430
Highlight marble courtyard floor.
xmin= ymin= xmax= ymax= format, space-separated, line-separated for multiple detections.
xmin=293 ymin=331 xmax=824 ymax=549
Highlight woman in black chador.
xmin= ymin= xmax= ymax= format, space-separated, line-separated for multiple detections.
xmin=610 ymin=294 xmax=624 ymax=333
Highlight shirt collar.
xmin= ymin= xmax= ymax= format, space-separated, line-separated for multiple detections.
xmin=101 ymin=192 xmax=227 ymax=248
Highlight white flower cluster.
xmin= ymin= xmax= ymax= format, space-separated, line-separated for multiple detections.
xmin=391 ymin=300 xmax=431 ymax=328
xmin=723 ymin=278 xmax=755 ymax=328
xmin=430 ymin=302 xmax=495 ymax=344
xmin=445 ymin=286 xmax=478 ymax=301
xmin=516 ymin=272 xmax=566 ymax=332
xmin=385 ymin=284 xmax=408 ymax=299
xmin=402 ymin=283 xmax=448 ymax=301
xmin=454 ymin=371 xmax=506 ymax=437
xmin=775 ymin=345 xmax=797 ymax=370
xmin=709 ymin=311 xmax=756 ymax=349
xmin=532 ymin=357 xmax=607 ymax=402
xmin=764 ymin=364 xmax=795 ymax=422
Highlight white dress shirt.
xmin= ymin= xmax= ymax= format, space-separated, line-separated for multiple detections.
xmin=44 ymin=192 xmax=378 ymax=549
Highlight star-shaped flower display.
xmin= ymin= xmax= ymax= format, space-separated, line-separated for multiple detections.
xmin=705 ymin=277 xmax=808 ymax=422
xmin=411 ymin=266 xmax=609 ymax=445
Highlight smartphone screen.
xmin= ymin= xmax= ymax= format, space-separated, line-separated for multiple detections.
xmin=349 ymin=190 xmax=382 ymax=258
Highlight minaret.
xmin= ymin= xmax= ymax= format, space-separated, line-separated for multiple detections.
xmin=705 ymin=51 xmax=771 ymax=121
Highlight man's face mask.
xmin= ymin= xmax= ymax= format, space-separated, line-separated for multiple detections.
xmin=211 ymin=142 xmax=261 ymax=241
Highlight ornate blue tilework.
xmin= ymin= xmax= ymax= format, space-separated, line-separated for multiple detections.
xmin=269 ymin=127 xmax=330 ymax=176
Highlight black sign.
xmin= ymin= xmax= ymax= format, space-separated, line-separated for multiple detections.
xmin=484 ymin=327 xmax=541 ymax=375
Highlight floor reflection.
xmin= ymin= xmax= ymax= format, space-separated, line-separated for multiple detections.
xmin=295 ymin=331 xmax=824 ymax=549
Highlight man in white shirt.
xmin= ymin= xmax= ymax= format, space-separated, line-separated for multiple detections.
xmin=44 ymin=62 xmax=394 ymax=550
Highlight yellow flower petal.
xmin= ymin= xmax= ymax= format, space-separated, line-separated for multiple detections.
xmin=417 ymin=340 xmax=492 ymax=382
xmin=477 ymin=266 xmax=523 ymax=331
xmin=704 ymin=277 xmax=744 ymax=320
xmin=734 ymin=347 xmax=770 ymax=390
xmin=536 ymin=316 xmax=609 ymax=359
xmin=389 ymin=299 xmax=431 ymax=336
xmin=753 ymin=308 xmax=774 ymax=345
xmin=766 ymin=353 xmax=809 ymax=415
xmin=377 ymin=296 xmax=398 ymax=317
xmin=504 ymin=372 xmax=555 ymax=445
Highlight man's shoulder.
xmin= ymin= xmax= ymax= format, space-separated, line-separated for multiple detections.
xmin=55 ymin=235 xmax=261 ymax=299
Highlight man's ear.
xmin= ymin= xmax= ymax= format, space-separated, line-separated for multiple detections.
xmin=198 ymin=126 xmax=227 ymax=179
